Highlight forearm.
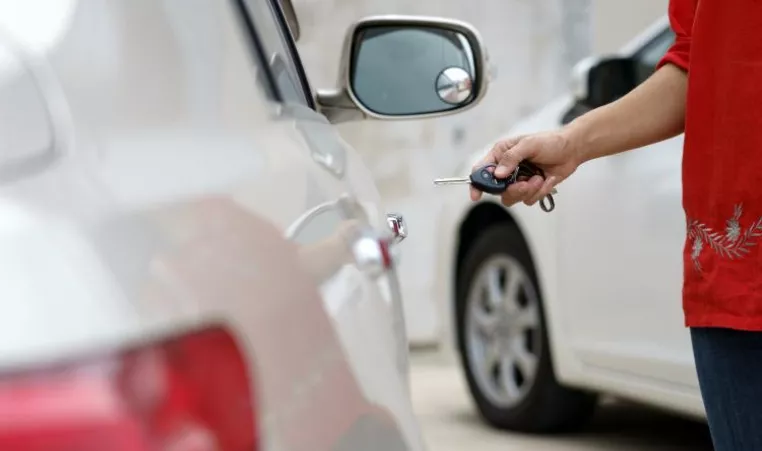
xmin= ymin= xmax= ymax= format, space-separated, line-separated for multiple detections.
xmin=564 ymin=63 xmax=688 ymax=165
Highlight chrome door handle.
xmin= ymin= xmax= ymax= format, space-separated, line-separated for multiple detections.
xmin=351 ymin=231 xmax=392 ymax=280
xmin=386 ymin=213 xmax=407 ymax=244
xmin=353 ymin=214 xmax=407 ymax=279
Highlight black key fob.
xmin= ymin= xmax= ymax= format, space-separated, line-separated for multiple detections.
xmin=470 ymin=162 xmax=556 ymax=213
xmin=469 ymin=164 xmax=511 ymax=194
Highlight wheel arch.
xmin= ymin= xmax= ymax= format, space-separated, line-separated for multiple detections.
xmin=455 ymin=202 xmax=515 ymax=289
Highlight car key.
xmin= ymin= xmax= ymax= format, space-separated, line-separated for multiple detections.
xmin=434 ymin=162 xmax=557 ymax=212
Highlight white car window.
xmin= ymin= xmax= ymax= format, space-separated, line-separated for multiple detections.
xmin=239 ymin=0 xmax=313 ymax=108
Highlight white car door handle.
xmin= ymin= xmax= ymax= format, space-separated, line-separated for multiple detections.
xmin=350 ymin=213 xmax=408 ymax=279
xmin=351 ymin=232 xmax=393 ymax=280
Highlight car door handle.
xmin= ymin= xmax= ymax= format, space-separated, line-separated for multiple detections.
xmin=351 ymin=213 xmax=408 ymax=279
xmin=286 ymin=195 xmax=396 ymax=280
xmin=386 ymin=213 xmax=407 ymax=244
xmin=350 ymin=230 xmax=393 ymax=280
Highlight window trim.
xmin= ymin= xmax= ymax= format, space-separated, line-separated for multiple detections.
xmin=270 ymin=0 xmax=316 ymax=109
xmin=231 ymin=0 xmax=281 ymax=103
xmin=262 ymin=0 xmax=317 ymax=109
xmin=232 ymin=0 xmax=316 ymax=110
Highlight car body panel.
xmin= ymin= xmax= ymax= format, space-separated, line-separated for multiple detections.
xmin=0 ymin=0 xmax=424 ymax=449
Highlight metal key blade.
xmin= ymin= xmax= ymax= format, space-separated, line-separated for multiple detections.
xmin=434 ymin=175 xmax=559 ymax=194
xmin=433 ymin=177 xmax=471 ymax=186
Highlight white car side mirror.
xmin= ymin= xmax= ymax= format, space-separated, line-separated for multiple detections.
xmin=571 ymin=55 xmax=638 ymax=108
xmin=317 ymin=15 xmax=490 ymax=124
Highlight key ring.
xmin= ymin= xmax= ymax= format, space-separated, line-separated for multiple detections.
xmin=515 ymin=162 xmax=556 ymax=213
xmin=540 ymin=194 xmax=555 ymax=213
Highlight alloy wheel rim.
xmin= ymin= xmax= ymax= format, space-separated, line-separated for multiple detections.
xmin=464 ymin=255 xmax=542 ymax=408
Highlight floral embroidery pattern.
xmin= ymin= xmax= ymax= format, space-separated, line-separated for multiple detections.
xmin=687 ymin=203 xmax=762 ymax=273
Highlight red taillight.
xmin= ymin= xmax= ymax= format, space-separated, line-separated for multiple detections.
xmin=0 ymin=327 xmax=257 ymax=451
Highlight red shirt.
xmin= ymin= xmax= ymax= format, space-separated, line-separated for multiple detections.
xmin=658 ymin=0 xmax=762 ymax=330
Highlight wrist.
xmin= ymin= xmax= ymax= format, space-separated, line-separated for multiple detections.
xmin=560 ymin=117 xmax=592 ymax=167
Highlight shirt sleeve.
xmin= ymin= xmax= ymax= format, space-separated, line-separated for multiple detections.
xmin=656 ymin=0 xmax=698 ymax=72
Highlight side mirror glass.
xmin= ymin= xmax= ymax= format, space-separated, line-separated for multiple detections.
xmin=316 ymin=16 xmax=488 ymax=123
xmin=572 ymin=56 xmax=637 ymax=109
xmin=349 ymin=23 xmax=479 ymax=117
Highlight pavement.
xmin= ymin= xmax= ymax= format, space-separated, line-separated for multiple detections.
xmin=409 ymin=350 xmax=714 ymax=451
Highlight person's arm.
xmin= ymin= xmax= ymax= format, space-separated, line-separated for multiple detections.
xmin=476 ymin=0 xmax=698 ymax=206
xmin=565 ymin=63 xmax=687 ymax=165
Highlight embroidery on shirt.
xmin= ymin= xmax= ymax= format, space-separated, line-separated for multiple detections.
xmin=687 ymin=203 xmax=762 ymax=273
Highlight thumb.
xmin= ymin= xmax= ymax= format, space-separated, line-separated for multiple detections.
xmin=494 ymin=138 xmax=534 ymax=178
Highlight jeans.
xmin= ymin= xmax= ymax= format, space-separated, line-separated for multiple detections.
xmin=691 ymin=327 xmax=762 ymax=451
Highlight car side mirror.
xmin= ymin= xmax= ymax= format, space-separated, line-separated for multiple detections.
xmin=571 ymin=55 xmax=637 ymax=109
xmin=317 ymin=16 xmax=489 ymax=124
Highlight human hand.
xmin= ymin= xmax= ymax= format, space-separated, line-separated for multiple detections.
xmin=470 ymin=130 xmax=581 ymax=207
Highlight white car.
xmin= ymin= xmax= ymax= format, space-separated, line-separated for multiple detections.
xmin=0 ymin=1 xmax=488 ymax=449
xmin=434 ymin=16 xmax=704 ymax=433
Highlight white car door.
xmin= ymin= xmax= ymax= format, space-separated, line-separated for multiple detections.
xmin=236 ymin=1 xmax=425 ymax=448
xmin=560 ymin=27 xmax=699 ymax=388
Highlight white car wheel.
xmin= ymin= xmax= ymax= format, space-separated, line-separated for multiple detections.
xmin=464 ymin=254 xmax=542 ymax=409
xmin=456 ymin=221 xmax=598 ymax=433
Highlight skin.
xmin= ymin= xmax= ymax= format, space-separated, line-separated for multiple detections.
xmin=470 ymin=63 xmax=689 ymax=207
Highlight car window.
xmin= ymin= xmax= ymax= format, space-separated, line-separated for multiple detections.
xmin=0 ymin=43 xmax=55 ymax=180
xmin=632 ymin=28 xmax=676 ymax=85
xmin=238 ymin=0 xmax=314 ymax=108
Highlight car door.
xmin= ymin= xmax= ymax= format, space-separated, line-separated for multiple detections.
xmin=235 ymin=0 xmax=424 ymax=448
xmin=559 ymin=27 xmax=698 ymax=388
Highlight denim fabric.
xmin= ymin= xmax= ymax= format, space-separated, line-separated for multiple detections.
xmin=691 ymin=327 xmax=762 ymax=451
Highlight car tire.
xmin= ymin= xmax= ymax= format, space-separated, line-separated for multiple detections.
xmin=456 ymin=222 xmax=598 ymax=434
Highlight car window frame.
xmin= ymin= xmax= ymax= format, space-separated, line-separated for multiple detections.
xmin=561 ymin=24 xmax=675 ymax=125
xmin=234 ymin=0 xmax=317 ymax=110
xmin=231 ymin=0 xmax=280 ymax=101
xmin=631 ymin=27 xmax=676 ymax=85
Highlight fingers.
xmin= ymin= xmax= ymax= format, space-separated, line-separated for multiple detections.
xmin=498 ymin=175 xmax=558 ymax=208
xmin=470 ymin=135 xmax=550 ymax=204
xmin=495 ymin=138 xmax=537 ymax=178
xmin=472 ymin=135 xmax=524 ymax=172
xmin=469 ymin=164 xmax=495 ymax=201
xmin=499 ymin=179 xmax=534 ymax=207
xmin=513 ymin=175 xmax=543 ymax=206
xmin=525 ymin=176 xmax=558 ymax=206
